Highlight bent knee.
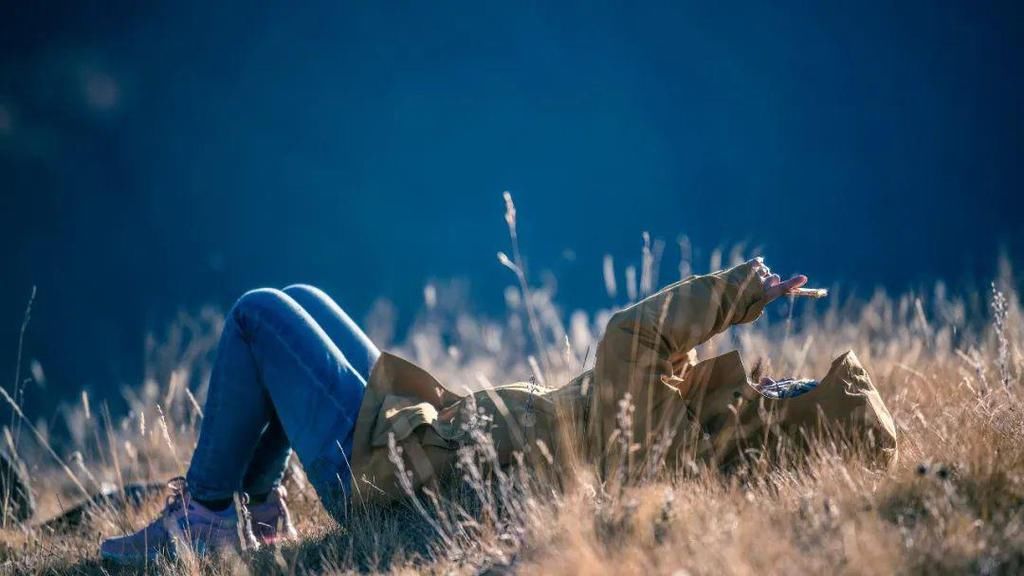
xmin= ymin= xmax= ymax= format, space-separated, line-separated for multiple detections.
xmin=232 ymin=288 xmax=292 ymax=320
xmin=282 ymin=283 xmax=323 ymax=300
xmin=283 ymin=284 xmax=349 ymax=318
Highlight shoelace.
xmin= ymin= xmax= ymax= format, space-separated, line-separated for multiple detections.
xmin=271 ymin=486 xmax=289 ymax=512
xmin=235 ymin=492 xmax=262 ymax=550
xmin=236 ymin=492 xmax=252 ymax=524
xmin=273 ymin=486 xmax=291 ymax=522
xmin=161 ymin=476 xmax=190 ymax=515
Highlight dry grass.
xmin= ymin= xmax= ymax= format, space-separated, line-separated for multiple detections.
xmin=0 ymin=227 xmax=1022 ymax=574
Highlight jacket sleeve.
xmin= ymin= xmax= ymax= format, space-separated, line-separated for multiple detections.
xmin=588 ymin=260 xmax=768 ymax=464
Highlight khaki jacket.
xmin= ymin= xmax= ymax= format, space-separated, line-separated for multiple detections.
xmin=348 ymin=261 xmax=897 ymax=504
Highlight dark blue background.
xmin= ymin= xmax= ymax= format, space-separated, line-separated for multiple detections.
xmin=1 ymin=2 xmax=1021 ymax=410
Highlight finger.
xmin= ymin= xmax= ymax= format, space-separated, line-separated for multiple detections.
xmin=764 ymin=275 xmax=808 ymax=301
xmin=750 ymin=257 xmax=770 ymax=277
xmin=764 ymin=273 xmax=781 ymax=288
xmin=778 ymin=274 xmax=808 ymax=293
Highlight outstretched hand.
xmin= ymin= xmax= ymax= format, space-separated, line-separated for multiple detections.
xmin=750 ymin=257 xmax=808 ymax=304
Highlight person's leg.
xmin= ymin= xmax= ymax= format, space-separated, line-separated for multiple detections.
xmin=186 ymin=288 xmax=368 ymax=510
xmin=102 ymin=287 xmax=370 ymax=562
xmin=241 ymin=284 xmax=380 ymax=499
xmin=283 ymin=284 xmax=379 ymax=380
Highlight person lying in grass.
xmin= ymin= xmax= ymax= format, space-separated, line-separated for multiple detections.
xmin=100 ymin=258 xmax=897 ymax=564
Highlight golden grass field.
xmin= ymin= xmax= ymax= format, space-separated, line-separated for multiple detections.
xmin=0 ymin=230 xmax=1021 ymax=574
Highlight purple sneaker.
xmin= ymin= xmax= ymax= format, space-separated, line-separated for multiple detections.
xmin=99 ymin=477 xmax=260 ymax=564
xmin=249 ymin=485 xmax=299 ymax=546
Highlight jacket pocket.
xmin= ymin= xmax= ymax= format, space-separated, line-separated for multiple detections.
xmin=369 ymin=394 xmax=462 ymax=449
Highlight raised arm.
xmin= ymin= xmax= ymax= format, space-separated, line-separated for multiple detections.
xmin=588 ymin=258 xmax=806 ymax=466
xmin=597 ymin=258 xmax=805 ymax=376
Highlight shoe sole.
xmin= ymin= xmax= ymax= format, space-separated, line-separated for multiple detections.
xmin=257 ymin=531 xmax=299 ymax=547
xmin=101 ymin=539 xmax=250 ymax=565
xmin=100 ymin=546 xmax=165 ymax=566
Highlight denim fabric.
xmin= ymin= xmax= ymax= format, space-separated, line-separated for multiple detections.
xmin=756 ymin=378 xmax=820 ymax=399
xmin=186 ymin=284 xmax=379 ymax=513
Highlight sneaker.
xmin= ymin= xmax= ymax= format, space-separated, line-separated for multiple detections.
xmin=249 ymin=485 xmax=299 ymax=546
xmin=99 ymin=477 xmax=260 ymax=564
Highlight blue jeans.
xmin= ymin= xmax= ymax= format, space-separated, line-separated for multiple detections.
xmin=186 ymin=284 xmax=379 ymax=514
